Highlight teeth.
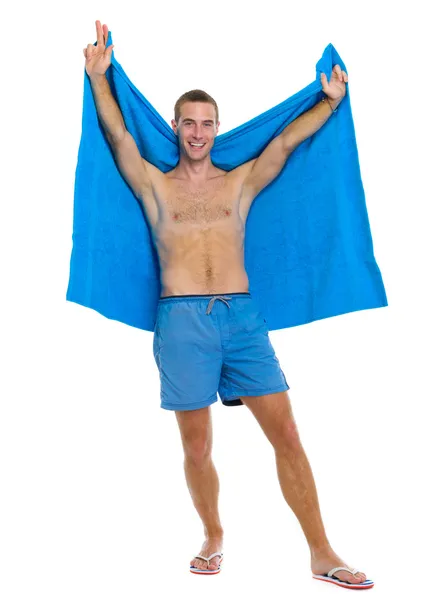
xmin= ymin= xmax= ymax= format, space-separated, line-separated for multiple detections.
xmin=190 ymin=143 xmax=204 ymax=147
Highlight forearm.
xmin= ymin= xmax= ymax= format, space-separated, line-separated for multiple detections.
xmin=89 ymin=74 xmax=127 ymax=143
xmin=282 ymin=96 xmax=342 ymax=151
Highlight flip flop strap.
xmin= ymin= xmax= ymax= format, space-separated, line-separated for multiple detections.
xmin=193 ymin=552 xmax=223 ymax=566
xmin=328 ymin=566 xmax=360 ymax=578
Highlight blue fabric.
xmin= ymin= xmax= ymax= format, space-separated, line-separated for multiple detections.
xmin=66 ymin=32 xmax=388 ymax=331
xmin=153 ymin=293 xmax=289 ymax=411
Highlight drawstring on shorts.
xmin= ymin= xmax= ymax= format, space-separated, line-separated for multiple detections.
xmin=206 ymin=295 xmax=232 ymax=315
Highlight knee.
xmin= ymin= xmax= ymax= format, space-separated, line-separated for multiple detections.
xmin=273 ymin=422 xmax=302 ymax=453
xmin=183 ymin=435 xmax=212 ymax=467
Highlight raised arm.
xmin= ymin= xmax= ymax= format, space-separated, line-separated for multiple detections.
xmin=236 ymin=65 xmax=348 ymax=221
xmin=84 ymin=21 xmax=158 ymax=226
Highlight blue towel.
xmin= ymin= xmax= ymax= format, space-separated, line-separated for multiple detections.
xmin=66 ymin=32 xmax=387 ymax=331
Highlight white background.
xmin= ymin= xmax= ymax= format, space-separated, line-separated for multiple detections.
xmin=1 ymin=0 xmax=432 ymax=598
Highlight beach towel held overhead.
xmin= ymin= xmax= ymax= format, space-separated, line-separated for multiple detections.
xmin=66 ymin=31 xmax=387 ymax=331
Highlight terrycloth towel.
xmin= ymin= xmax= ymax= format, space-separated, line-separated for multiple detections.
xmin=66 ymin=32 xmax=387 ymax=331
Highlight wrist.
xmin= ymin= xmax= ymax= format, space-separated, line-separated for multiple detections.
xmin=89 ymin=73 xmax=107 ymax=86
xmin=325 ymin=95 xmax=342 ymax=112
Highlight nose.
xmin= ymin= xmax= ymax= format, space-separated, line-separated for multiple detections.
xmin=192 ymin=123 xmax=204 ymax=138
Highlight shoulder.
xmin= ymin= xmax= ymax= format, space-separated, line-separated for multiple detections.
xmin=142 ymin=158 xmax=167 ymax=184
xmin=225 ymin=159 xmax=257 ymax=185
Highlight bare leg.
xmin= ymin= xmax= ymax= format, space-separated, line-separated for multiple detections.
xmin=175 ymin=406 xmax=224 ymax=571
xmin=241 ymin=391 xmax=368 ymax=586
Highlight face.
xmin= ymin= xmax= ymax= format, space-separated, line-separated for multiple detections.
xmin=171 ymin=102 xmax=220 ymax=161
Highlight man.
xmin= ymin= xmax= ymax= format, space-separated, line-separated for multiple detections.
xmin=84 ymin=20 xmax=373 ymax=589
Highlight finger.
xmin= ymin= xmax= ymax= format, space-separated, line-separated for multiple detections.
xmin=334 ymin=64 xmax=343 ymax=81
xmin=95 ymin=20 xmax=103 ymax=46
xmin=83 ymin=48 xmax=86 ymax=58
xmin=320 ymin=72 xmax=329 ymax=92
xmin=343 ymin=70 xmax=349 ymax=82
xmin=105 ymin=44 xmax=114 ymax=59
xmin=86 ymin=43 xmax=94 ymax=58
xmin=103 ymin=24 xmax=109 ymax=47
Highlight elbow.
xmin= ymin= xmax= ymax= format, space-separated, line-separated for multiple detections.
xmin=109 ymin=128 xmax=128 ymax=146
xmin=283 ymin=131 xmax=298 ymax=154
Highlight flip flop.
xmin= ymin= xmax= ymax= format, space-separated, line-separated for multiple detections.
xmin=313 ymin=566 xmax=374 ymax=589
xmin=190 ymin=551 xmax=224 ymax=575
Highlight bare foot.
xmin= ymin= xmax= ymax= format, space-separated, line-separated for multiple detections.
xmin=190 ymin=535 xmax=224 ymax=572
xmin=311 ymin=550 xmax=367 ymax=585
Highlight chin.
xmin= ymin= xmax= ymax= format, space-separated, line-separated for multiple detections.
xmin=186 ymin=148 xmax=211 ymax=160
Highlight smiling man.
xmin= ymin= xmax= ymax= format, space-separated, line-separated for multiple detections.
xmin=83 ymin=20 xmax=374 ymax=590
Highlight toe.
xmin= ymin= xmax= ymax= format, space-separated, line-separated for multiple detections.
xmin=345 ymin=572 xmax=366 ymax=584
xmin=209 ymin=558 xmax=221 ymax=570
xmin=190 ymin=558 xmax=203 ymax=570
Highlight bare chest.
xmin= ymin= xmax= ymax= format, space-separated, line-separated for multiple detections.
xmin=161 ymin=178 xmax=238 ymax=226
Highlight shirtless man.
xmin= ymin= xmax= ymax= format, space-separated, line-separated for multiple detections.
xmin=83 ymin=21 xmax=373 ymax=589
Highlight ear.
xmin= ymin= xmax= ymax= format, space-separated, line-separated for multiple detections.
xmin=171 ymin=119 xmax=178 ymax=135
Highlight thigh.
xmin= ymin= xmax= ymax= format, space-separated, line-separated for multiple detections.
xmin=154 ymin=300 xmax=222 ymax=411
xmin=218 ymin=296 xmax=289 ymax=402
xmin=240 ymin=391 xmax=300 ymax=448
xmin=175 ymin=406 xmax=214 ymax=456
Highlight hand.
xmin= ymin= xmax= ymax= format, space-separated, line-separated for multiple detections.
xmin=83 ymin=20 xmax=114 ymax=78
xmin=320 ymin=64 xmax=348 ymax=102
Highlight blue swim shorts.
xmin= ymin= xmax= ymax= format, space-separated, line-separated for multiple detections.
xmin=153 ymin=292 xmax=289 ymax=411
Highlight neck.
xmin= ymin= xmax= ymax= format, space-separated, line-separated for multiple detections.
xmin=174 ymin=154 xmax=219 ymax=183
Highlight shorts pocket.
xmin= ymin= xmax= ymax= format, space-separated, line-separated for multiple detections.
xmin=246 ymin=316 xmax=269 ymax=337
xmin=153 ymin=330 xmax=162 ymax=365
xmin=237 ymin=300 xmax=269 ymax=337
xmin=153 ymin=307 xmax=165 ymax=364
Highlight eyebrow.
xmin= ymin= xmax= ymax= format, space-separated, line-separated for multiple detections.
xmin=182 ymin=118 xmax=214 ymax=123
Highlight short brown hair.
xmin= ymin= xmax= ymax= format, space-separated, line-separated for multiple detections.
xmin=174 ymin=89 xmax=219 ymax=123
